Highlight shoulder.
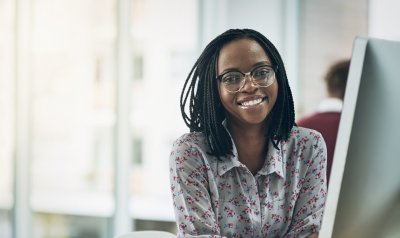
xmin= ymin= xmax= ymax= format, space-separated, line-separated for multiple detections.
xmin=284 ymin=126 xmax=326 ymax=161
xmin=170 ymin=132 xmax=213 ymax=168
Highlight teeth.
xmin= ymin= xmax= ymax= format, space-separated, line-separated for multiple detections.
xmin=241 ymin=98 xmax=263 ymax=106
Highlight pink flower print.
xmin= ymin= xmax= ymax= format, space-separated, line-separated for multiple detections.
xmin=284 ymin=181 xmax=290 ymax=188
xmin=296 ymin=169 xmax=299 ymax=174
xmin=187 ymin=197 xmax=194 ymax=203
xmin=193 ymin=171 xmax=199 ymax=177
xmin=226 ymin=184 xmax=231 ymax=189
xmin=284 ymin=216 xmax=291 ymax=223
xmin=184 ymin=150 xmax=191 ymax=156
xmin=285 ymin=192 xmax=289 ymax=197
xmin=287 ymin=204 xmax=293 ymax=212
xmin=254 ymin=209 xmax=259 ymax=215
xmin=179 ymin=222 xmax=186 ymax=230
xmin=219 ymin=183 xmax=226 ymax=190
xmin=311 ymin=204 xmax=316 ymax=210
xmin=185 ymin=180 xmax=192 ymax=186
xmin=242 ymin=207 xmax=251 ymax=214
xmin=297 ymin=141 xmax=301 ymax=146
xmin=229 ymin=171 xmax=234 ymax=177
xmin=193 ymin=182 xmax=199 ymax=187
xmin=238 ymin=215 xmax=244 ymax=222
xmin=191 ymin=151 xmax=198 ymax=157
xmin=291 ymin=170 xmax=295 ymax=177
xmin=243 ymin=227 xmax=251 ymax=234
xmin=312 ymin=195 xmax=319 ymax=202
xmin=292 ymin=149 xmax=297 ymax=155
xmin=192 ymin=206 xmax=198 ymax=212
xmin=170 ymin=168 xmax=173 ymax=172
xmin=214 ymin=201 xmax=219 ymax=208
xmin=280 ymin=204 xmax=285 ymax=209
xmin=176 ymin=177 xmax=181 ymax=184
xmin=312 ymin=213 xmax=317 ymax=219
xmin=171 ymin=185 xmax=175 ymax=191
xmin=300 ymin=206 xmax=307 ymax=214
xmin=227 ymin=210 xmax=235 ymax=217
xmin=214 ymin=171 xmax=219 ymax=178
xmin=173 ymin=202 xmax=176 ymax=207
xmin=212 ymin=227 xmax=219 ymax=233
xmin=179 ymin=206 xmax=185 ymax=212
xmin=193 ymin=228 xmax=198 ymax=234
xmin=274 ymin=192 xmax=279 ymax=198
xmin=311 ymin=167 xmax=317 ymax=173
xmin=221 ymin=165 xmax=227 ymax=171
xmin=299 ymin=227 xmax=306 ymax=233
xmin=229 ymin=198 xmax=238 ymax=206
xmin=201 ymin=211 xmax=210 ymax=219
xmin=242 ymin=196 xmax=249 ymax=204
xmin=273 ymin=228 xmax=279 ymax=234
xmin=261 ymin=223 xmax=271 ymax=232
xmin=224 ymin=206 xmax=230 ymax=212
xmin=301 ymin=187 xmax=308 ymax=193
xmin=178 ymin=140 xmax=183 ymax=146
xmin=268 ymin=204 xmax=273 ymax=210
xmin=307 ymin=198 xmax=313 ymax=204
xmin=243 ymin=179 xmax=247 ymax=186
xmin=245 ymin=218 xmax=250 ymax=223
xmin=196 ymin=190 xmax=204 ymax=197
xmin=228 ymin=223 xmax=233 ymax=228
xmin=321 ymin=188 xmax=326 ymax=197
xmin=295 ymin=211 xmax=301 ymax=217
xmin=218 ymin=214 xmax=222 ymax=220
xmin=298 ymin=154 xmax=304 ymax=160
xmin=316 ymin=172 xmax=321 ymax=179
xmin=250 ymin=200 xmax=256 ymax=206
xmin=176 ymin=157 xmax=182 ymax=164
xmin=201 ymin=180 xmax=206 ymax=187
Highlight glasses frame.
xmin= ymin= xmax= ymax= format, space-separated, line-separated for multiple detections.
xmin=216 ymin=65 xmax=278 ymax=93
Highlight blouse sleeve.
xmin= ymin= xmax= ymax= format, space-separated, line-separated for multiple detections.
xmin=284 ymin=134 xmax=328 ymax=238
xmin=169 ymin=138 xmax=227 ymax=238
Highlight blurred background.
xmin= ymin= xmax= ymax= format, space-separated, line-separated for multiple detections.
xmin=0 ymin=0 xmax=399 ymax=237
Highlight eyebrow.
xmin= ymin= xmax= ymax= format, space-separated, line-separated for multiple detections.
xmin=219 ymin=61 xmax=272 ymax=74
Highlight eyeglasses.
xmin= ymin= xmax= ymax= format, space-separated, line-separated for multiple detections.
xmin=216 ymin=65 xmax=278 ymax=93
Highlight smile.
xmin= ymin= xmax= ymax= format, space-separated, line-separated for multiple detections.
xmin=237 ymin=97 xmax=266 ymax=106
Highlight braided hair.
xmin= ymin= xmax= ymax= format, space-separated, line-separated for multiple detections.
xmin=180 ymin=29 xmax=295 ymax=158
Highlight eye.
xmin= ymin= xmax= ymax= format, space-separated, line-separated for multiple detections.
xmin=222 ymin=73 xmax=242 ymax=83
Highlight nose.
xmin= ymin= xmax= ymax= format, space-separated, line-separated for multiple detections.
xmin=240 ymin=74 xmax=259 ymax=93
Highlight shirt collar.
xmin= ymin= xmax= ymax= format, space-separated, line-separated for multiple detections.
xmin=317 ymin=98 xmax=343 ymax=113
xmin=216 ymin=120 xmax=284 ymax=178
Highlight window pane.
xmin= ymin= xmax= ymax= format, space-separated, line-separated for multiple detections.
xmin=30 ymin=0 xmax=117 ymax=218
xmin=33 ymin=212 xmax=109 ymax=238
xmin=129 ymin=0 xmax=198 ymax=223
xmin=0 ymin=1 xmax=15 ymax=236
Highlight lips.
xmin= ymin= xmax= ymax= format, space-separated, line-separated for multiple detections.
xmin=237 ymin=95 xmax=267 ymax=105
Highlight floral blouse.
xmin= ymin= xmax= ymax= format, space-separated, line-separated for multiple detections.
xmin=169 ymin=123 xmax=327 ymax=238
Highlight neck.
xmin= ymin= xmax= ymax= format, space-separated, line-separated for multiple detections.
xmin=226 ymin=117 xmax=269 ymax=175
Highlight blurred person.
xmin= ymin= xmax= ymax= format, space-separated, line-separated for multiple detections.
xmin=170 ymin=29 xmax=326 ymax=238
xmin=297 ymin=60 xmax=350 ymax=188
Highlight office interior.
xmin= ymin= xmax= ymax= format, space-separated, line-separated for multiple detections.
xmin=0 ymin=0 xmax=399 ymax=237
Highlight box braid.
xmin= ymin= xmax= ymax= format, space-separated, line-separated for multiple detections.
xmin=180 ymin=29 xmax=295 ymax=158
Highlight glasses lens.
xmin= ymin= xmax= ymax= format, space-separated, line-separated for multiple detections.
xmin=253 ymin=66 xmax=275 ymax=87
xmin=222 ymin=72 xmax=244 ymax=92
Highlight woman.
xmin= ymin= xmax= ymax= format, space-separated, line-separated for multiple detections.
xmin=169 ymin=29 xmax=326 ymax=238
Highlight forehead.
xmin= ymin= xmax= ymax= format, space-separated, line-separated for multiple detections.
xmin=217 ymin=39 xmax=271 ymax=73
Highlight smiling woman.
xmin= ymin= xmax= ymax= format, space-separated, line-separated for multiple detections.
xmin=169 ymin=29 xmax=327 ymax=238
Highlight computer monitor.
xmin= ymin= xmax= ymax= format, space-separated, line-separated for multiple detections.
xmin=319 ymin=37 xmax=400 ymax=238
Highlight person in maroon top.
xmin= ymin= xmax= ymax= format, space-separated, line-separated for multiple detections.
xmin=297 ymin=60 xmax=350 ymax=188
